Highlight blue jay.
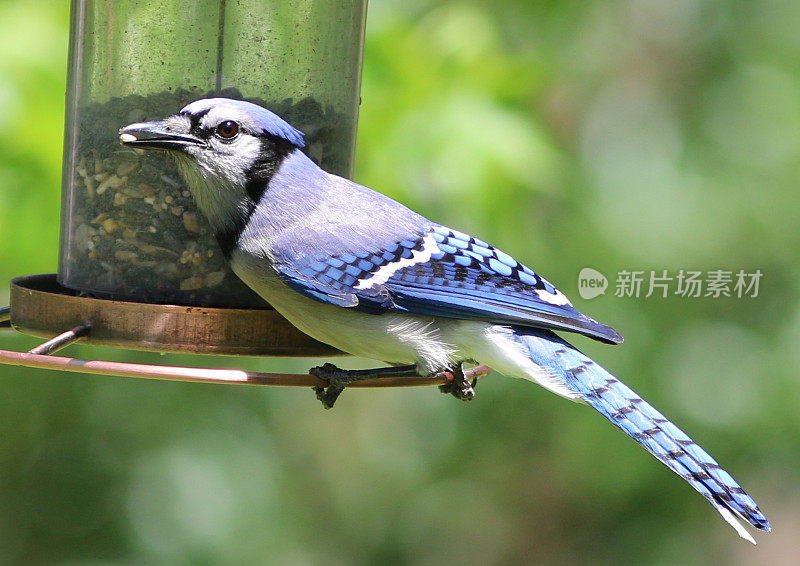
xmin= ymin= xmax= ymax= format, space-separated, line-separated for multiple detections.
xmin=120 ymin=97 xmax=769 ymax=542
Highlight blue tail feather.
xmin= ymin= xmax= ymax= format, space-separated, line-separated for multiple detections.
xmin=512 ymin=327 xmax=770 ymax=541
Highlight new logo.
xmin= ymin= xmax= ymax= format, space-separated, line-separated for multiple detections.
xmin=578 ymin=267 xmax=608 ymax=300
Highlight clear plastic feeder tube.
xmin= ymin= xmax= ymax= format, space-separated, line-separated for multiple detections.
xmin=58 ymin=0 xmax=367 ymax=307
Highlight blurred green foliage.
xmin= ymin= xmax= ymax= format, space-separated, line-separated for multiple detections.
xmin=1 ymin=1 xmax=799 ymax=564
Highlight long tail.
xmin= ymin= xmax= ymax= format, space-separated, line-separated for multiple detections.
xmin=510 ymin=327 xmax=770 ymax=543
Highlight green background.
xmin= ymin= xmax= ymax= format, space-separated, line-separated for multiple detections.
xmin=0 ymin=1 xmax=797 ymax=564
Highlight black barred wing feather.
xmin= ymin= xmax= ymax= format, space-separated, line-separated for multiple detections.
xmin=385 ymin=227 xmax=623 ymax=344
xmin=275 ymin=225 xmax=623 ymax=344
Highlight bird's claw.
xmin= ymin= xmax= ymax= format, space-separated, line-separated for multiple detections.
xmin=309 ymin=362 xmax=357 ymax=409
xmin=438 ymin=365 xmax=477 ymax=401
xmin=313 ymin=384 xmax=345 ymax=409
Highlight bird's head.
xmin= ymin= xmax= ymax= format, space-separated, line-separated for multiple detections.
xmin=119 ymin=97 xmax=306 ymax=233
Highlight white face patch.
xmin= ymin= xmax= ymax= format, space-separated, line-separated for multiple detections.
xmin=172 ymin=152 xmax=251 ymax=233
xmin=354 ymin=234 xmax=439 ymax=290
xmin=192 ymin=134 xmax=263 ymax=186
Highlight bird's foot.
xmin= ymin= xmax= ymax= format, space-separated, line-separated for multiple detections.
xmin=309 ymin=363 xmax=420 ymax=409
xmin=438 ymin=363 xmax=477 ymax=401
xmin=310 ymin=363 xmax=353 ymax=409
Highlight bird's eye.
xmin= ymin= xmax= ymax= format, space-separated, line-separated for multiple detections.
xmin=215 ymin=120 xmax=239 ymax=139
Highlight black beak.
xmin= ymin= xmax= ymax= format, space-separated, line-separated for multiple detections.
xmin=119 ymin=120 xmax=203 ymax=151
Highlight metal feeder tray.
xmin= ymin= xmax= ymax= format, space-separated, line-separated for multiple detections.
xmin=9 ymin=273 xmax=340 ymax=356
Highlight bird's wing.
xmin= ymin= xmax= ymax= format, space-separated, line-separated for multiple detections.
xmin=273 ymin=225 xmax=623 ymax=344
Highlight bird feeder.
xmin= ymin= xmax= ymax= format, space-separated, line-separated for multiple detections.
xmin=1 ymin=0 xmax=490 ymax=392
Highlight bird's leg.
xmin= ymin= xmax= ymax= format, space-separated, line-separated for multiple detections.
xmin=309 ymin=363 xmax=421 ymax=409
xmin=438 ymin=362 xmax=477 ymax=401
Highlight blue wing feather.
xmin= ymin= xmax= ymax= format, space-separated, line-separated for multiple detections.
xmin=272 ymin=225 xmax=623 ymax=344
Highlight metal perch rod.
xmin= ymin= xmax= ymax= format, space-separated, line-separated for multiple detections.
xmin=0 ymin=320 xmax=490 ymax=388
xmin=0 ymin=348 xmax=490 ymax=388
